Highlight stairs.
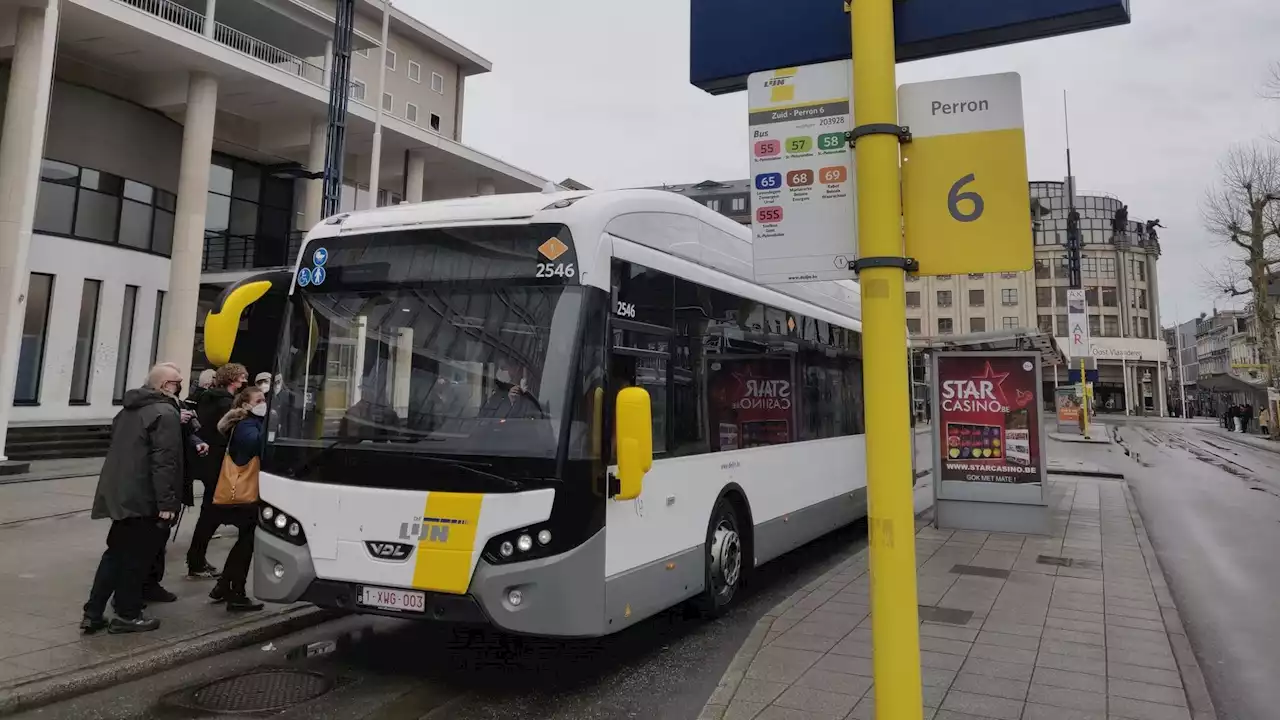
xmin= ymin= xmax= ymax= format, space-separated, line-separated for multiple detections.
xmin=5 ymin=424 xmax=112 ymax=461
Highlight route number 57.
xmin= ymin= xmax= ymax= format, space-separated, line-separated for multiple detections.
xmin=948 ymin=174 xmax=984 ymax=222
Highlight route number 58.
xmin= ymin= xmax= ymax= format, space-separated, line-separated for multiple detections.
xmin=948 ymin=174 xmax=984 ymax=222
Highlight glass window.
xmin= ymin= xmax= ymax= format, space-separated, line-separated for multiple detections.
xmin=406 ymin=103 xmax=419 ymax=124
xmin=382 ymin=93 xmax=393 ymax=113
xmin=113 ymin=285 xmax=138 ymax=403
xmin=431 ymin=71 xmax=444 ymax=93
xmin=74 ymin=189 xmax=120 ymax=243
xmin=1138 ymin=289 xmax=1147 ymax=310
xmin=1104 ymin=316 xmax=1119 ymax=337
xmin=34 ymin=160 xmax=78 ymax=235
xmin=1102 ymin=287 xmax=1118 ymax=307
xmin=430 ymin=114 xmax=441 ymax=132
xmin=349 ymin=79 xmax=367 ymax=101
xmin=1001 ymin=288 xmax=1018 ymax=305
xmin=969 ymin=317 xmax=986 ymax=333
xmin=1055 ymin=286 xmax=1068 ymax=306
xmin=151 ymin=290 xmax=165 ymax=366
xmin=1099 ymin=257 xmax=1116 ymax=278
xmin=906 ymin=318 xmax=921 ymax=335
xmin=14 ymin=273 xmax=54 ymax=404
xmin=937 ymin=317 xmax=953 ymax=334
xmin=385 ymin=48 xmax=397 ymax=70
xmin=209 ymin=161 xmax=234 ymax=196
xmin=1082 ymin=256 xmax=1097 ymax=276
xmin=1056 ymin=314 xmax=1068 ymax=336
xmin=731 ymin=197 xmax=746 ymax=211
xmin=408 ymin=60 xmax=421 ymax=82
xmin=1038 ymin=315 xmax=1053 ymax=334
xmin=937 ymin=290 xmax=952 ymax=307
xmin=1088 ymin=314 xmax=1101 ymax=336
xmin=1137 ymin=260 xmax=1146 ymax=281
xmin=232 ymin=162 xmax=261 ymax=202
xmin=1034 ymin=259 xmax=1050 ymax=279
xmin=968 ymin=273 xmax=984 ymax=279
xmin=1036 ymin=287 xmax=1052 ymax=307
xmin=70 ymin=279 xmax=102 ymax=404
xmin=1085 ymin=287 xmax=1098 ymax=306
xmin=1002 ymin=316 xmax=1018 ymax=330
xmin=118 ymin=198 xmax=154 ymax=249
xmin=969 ymin=289 xmax=984 ymax=307
xmin=1140 ymin=316 xmax=1150 ymax=338
xmin=937 ymin=275 xmax=952 ymax=281
xmin=905 ymin=291 xmax=920 ymax=308
xmin=1129 ymin=288 xmax=1137 ymax=308
xmin=706 ymin=199 xmax=721 ymax=211
xmin=1000 ymin=272 xmax=1017 ymax=279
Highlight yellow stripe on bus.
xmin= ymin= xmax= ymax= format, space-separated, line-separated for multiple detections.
xmin=410 ymin=492 xmax=484 ymax=594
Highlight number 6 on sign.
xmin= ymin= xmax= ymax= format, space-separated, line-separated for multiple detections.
xmin=948 ymin=174 xmax=984 ymax=222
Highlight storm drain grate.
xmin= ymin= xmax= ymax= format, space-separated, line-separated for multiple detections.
xmin=1036 ymin=554 xmax=1074 ymax=567
xmin=949 ymin=564 xmax=1011 ymax=579
xmin=188 ymin=669 xmax=333 ymax=713
xmin=918 ymin=605 xmax=974 ymax=626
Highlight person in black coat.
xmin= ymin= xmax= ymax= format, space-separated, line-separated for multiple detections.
xmin=185 ymin=363 xmax=248 ymax=578
xmin=81 ymin=364 xmax=186 ymax=634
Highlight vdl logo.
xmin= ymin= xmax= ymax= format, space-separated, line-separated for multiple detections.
xmin=364 ymin=541 xmax=413 ymax=561
xmin=399 ymin=516 xmax=468 ymax=544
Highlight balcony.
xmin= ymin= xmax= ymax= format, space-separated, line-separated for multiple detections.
xmin=110 ymin=0 xmax=365 ymax=99
xmin=203 ymin=230 xmax=305 ymax=273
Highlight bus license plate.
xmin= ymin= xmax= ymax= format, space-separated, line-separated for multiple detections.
xmin=358 ymin=586 xmax=426 ymax=613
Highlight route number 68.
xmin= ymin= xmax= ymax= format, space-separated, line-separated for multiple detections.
xmin=948 ymin=174 xmax=984 ymax=222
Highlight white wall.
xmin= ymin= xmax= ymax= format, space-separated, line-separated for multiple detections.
xmin=13 ymin=235 xmax=170 ymax=426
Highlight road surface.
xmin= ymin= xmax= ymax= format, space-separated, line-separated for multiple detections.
xmin=1107 ymin=420 xmax=1280 ymax=720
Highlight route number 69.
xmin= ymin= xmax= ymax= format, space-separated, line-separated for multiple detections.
xmin=948 ymin=174 xmax=984 ymax=222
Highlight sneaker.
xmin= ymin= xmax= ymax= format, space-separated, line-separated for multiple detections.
xmin=186 ymin=564 xmax=221 ymax=580
xmin=208 ymin=583 xmax=227 ymax=604
xmin=142 ymin=586 xmax=178 ymax=603
xmin=80 ymin=615 xmax=108 ymax=634
xmin=108 ymin=616 xmax=160 ymax=634
xmin=226 ymin=596 xmax=265 ymax=612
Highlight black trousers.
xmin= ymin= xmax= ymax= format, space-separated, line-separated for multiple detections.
xmin=85 ymin=518 xmax=169 ymax=620
xmin=186 ymin=478 xmax=222 ymax=571
xmin=214 ymin=505 xmax=257 ymax=592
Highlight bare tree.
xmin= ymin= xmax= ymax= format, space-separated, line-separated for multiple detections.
xmin=1202 ymin=142 xmax=1280 ymax=435
xmin=1265 ymin=62 xmax=1280 ymax=100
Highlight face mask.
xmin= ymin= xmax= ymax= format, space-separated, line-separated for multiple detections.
xmin=250 ymin=404 xmax=268 ymax=417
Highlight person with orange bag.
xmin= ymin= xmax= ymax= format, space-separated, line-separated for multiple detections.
xmin=208 ymin=386 xmax=267 ymax=612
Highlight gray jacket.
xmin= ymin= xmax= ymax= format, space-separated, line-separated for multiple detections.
xmin=91 ymin=387 xmax=184 ymax=521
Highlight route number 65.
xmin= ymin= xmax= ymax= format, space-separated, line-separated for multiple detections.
xmin=948 ymin=174 xmax=984 ymax=223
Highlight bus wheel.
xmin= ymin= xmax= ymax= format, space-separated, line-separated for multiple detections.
xmin=696 ymin=497 xmax=744 ymax=616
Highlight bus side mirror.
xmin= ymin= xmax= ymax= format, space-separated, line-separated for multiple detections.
xmin=613 ymin=387 xmax=652 ymax=501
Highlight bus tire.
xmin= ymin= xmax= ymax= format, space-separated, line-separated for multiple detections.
xmin=694 ymin=496 xmax=745 ymax=617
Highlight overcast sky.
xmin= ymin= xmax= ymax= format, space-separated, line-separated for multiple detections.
xmin=405 ymin=0 xmax=1279 ymax=326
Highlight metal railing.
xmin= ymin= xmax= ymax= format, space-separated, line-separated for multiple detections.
xmin=120 ymin=0 xmax=204 ymax=33
xmin=203 ymin=231 xmax=306 ymax=273
xmin=114 ymin=0 xmax=326 ymax=88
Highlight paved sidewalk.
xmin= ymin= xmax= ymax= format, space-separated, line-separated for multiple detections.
xmin=0 ymin=479 xmax=326 ymax=714
xmin=701 ymin=475 xmax=1214 ymax=720
xmin=1194 ymin=424 xmax=1279 ymax=455
xmin=0 ymin=458 xmax=104 ymax=486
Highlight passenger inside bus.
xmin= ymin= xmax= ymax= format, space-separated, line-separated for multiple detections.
xmin=478 ymin=356 xmax=543 ymax=419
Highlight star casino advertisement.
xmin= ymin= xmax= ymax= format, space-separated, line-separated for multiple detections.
xmin=707 ymin=357 xmax=795 ymax=451
xmin=937 ymin=355 xmax=1043 ymax=484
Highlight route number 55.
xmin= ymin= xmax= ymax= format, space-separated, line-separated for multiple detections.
xmin=948 ymin=174 xmax=984 ymax=222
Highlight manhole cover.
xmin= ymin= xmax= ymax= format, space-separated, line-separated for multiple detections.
xmin=189 ymin=669 xmax=333 ymax=713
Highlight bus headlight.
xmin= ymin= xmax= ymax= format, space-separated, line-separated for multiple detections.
xmin=537 ymin=529 xmax=552 ymax=546
xmin=499 ymin=541 xmax=514 ymax=558
xmin=483 ymin=525 xmax=559 ymax=565
xmin=258 ymin=502 xmax=307 ymax=546
xmin=517 ymin=534 xmax=533 ymax=553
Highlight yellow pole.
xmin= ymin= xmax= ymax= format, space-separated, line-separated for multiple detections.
xmin=850 ymin=1 xmax=923 ymax=718
xmin=1080 ymin=358 xmax=1090 ymax=438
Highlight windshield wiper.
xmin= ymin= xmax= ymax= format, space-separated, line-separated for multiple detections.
xmin=411 ymin=454 xmax=522 ymax=490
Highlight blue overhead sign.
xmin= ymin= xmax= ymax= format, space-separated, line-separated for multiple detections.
xmin=690 ymin=0 xmax=1131 ymax=94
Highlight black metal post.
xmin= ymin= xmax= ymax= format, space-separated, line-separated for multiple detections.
xmin=321 ymin=0 xmax=356 ymax=218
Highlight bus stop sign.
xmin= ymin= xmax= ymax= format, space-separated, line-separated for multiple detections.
xmin=689 ymin=0 xmax=1131 ymax=94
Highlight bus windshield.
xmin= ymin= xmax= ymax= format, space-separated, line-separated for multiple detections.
xmin=267 ymin=225 xmax=599 ymax=482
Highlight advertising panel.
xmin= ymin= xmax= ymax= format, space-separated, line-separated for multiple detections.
xmin=1055 ymin=386 xmax=1082 ymax=433
xmin=706 ymin=357 xmax=795 ymax=451
xmin=936 ymin=353 xmax=1044 ymax=485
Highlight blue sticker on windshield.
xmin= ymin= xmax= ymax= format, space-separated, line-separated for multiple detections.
xmin=312 ymin=247 xmax=328 ymax=266
xmin=298 ymin=267 xmax=312 ymax=287
xmin=311 ymin=266 xmax=326 ymax=286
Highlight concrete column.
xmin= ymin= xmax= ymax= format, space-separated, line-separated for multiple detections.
xmin=303 ymin=117 xmax=326 ymax=229
xmin=1157 ymin=360 xmax=1167 ymax=417
xmin=323 ymin=40 xmax=334 ymax=88
xmin=405 ymin=151 xmax=426 ymax=203
xmin=476 ymin=179 xmax=496 ymax=196
xmin=0 ymin=1 xmax=60 ymax=463
xmin=204 ymin=0 xmax=217 ymax=38
xmin=158 ymin=72 xmax=218 ymax=384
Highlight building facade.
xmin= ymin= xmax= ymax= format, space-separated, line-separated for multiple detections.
xmin=1163 ymin=317 xmax=1200 ymax=416
xmin=665 ymin=176 xmax=1167 ymax=414
xmin=0 ymin=0 xmax=547 ymax=460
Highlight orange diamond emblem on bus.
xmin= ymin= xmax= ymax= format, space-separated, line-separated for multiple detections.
xmin=538 ymin=237 xmax=568 ymax=261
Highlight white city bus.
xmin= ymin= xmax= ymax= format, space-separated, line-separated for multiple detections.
xmin=242 ymin=189 xmax=873 ymax=637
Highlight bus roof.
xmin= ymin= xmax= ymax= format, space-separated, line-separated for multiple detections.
xmin=307 ymin=189 xmax=862 ymax=326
